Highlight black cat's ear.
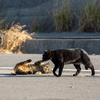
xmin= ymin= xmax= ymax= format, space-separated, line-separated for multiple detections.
xmin=47 ymin=49 xmax=51 ymax=53
xmin=44 ymin=50 xmax=47 ymax=52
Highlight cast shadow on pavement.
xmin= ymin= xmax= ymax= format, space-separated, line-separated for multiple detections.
xmin=86 ymin=75 xmax=100 ymax=77
xmin=35 ymin=98 xmax=66 ymax=100
xmin=0 ymin=73 xmax=76 ymax=78
xmin=0 ymin=74 xmax=100 ymax=78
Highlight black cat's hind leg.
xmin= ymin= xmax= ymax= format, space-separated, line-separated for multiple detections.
xmin=90 ymin=66 xmax=95 ymax=76
xmin=73 ymin=64 xmax=81 ymax=76
xmin=82 ymin=54 xmax=95 ymax=76
xmin=85 ymin=65 xmax=88 ymax=70
xmin=83 ymin=62 xmax=95 ymax=76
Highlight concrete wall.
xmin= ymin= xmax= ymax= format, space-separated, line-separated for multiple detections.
xmin=0 ymin=0 xmax=96 ymax=32
xmin=25 ymin=39 xmax=100 ymax=54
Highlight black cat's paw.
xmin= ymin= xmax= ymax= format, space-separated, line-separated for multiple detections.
xmin=91 ymin=72 xmax=95 ymax=76
xmin=53 ymin=73 xmax=59 ymax=77
xmin=73 ymin=74 xmax=77 ymax=76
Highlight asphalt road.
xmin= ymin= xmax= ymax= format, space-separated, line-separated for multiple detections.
xmin=0 ymin=54 xmax=100 ymax=100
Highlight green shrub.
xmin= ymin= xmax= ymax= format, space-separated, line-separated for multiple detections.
xmin=77 ymin=0 xmax=100 ymax=32
xmin=30 ymin=18 xmax=44 ymax=33
xmin=53 ymin=2 xmax=72 ymax=32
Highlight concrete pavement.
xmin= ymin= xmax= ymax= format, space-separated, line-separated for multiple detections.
xmin=32 ymin=33 xmax=100 ymax=39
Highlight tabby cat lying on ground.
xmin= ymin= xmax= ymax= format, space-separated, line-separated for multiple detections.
xmin=42 ymin=48 xmax=95 ymax=77
xmin=11 ymin=59 xmax=51 ymax=75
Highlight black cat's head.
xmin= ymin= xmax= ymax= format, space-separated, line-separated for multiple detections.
xmin=42 ymin=49 xmax=51 ymax=61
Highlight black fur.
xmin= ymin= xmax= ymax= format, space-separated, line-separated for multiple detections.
xmin=18 ymin=59 xmax=32 ymax=65
xmin=26 ymin=59 xmax=32 ymax=63
xmin=42 ymin=48 xmax=95 ymax=77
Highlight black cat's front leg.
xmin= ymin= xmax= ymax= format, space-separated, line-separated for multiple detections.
xmin=58 ymin=63 xmax=64 ymax=77
xmin=53 ymin=65 xmax=59 ymax=77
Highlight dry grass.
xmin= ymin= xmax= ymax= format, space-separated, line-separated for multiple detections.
xmin=0 ymin=22 xmax=32 ymax=54
xmin=0 ymin=20 xmax=9 ymax=33
xmin=77 ymin=0 xmax=100 ymax=32
xmin=53 ymin=1 xmax=72 ymax=32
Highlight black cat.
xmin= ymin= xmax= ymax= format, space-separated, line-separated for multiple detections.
xmin=42 ymin=48 xmax=95 ymax=77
